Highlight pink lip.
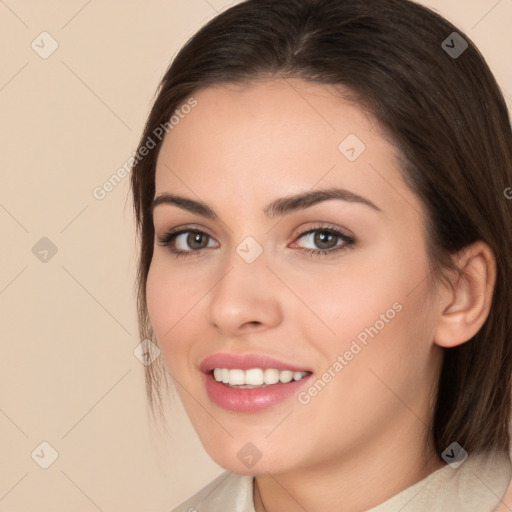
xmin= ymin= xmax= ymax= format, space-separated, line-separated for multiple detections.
xmin=199 ymin=352 xmax=311 ymax=373
xmin=200 ymin=352 xmax=313 ymax=413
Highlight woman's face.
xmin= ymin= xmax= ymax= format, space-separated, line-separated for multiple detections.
xmin=146 ymin=78 xmax=444 ymax=475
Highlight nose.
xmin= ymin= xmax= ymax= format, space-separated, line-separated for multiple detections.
xmin=204 ymin=248 xmax=283 ymax=336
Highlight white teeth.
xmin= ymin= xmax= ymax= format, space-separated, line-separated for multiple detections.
xmin=263 ymin=368 xmax=280 ymax=385
xmin=212 ymin=368 xmax=309 ymax=386
xmin=245 ymin=368 xmax=264 ymax=386
xmin=279 ymin=370 xmax=294 ymax=383
xmin=229 ymin=369 xmax=245 ymax=385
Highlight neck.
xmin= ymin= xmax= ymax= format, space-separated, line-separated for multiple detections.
xmin=253 ymin=416 xmax=444 ymax=512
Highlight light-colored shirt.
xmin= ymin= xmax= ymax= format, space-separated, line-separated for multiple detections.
xmin=170 ymin=450 xmax=511 ymax=511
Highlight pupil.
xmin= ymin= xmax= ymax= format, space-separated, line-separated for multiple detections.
xmin=315 ymin=231 xmax=335 ymax=249
xmin=189 ymin=232 xmax=207 ymax=249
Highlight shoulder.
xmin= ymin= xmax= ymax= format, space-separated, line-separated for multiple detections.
xmin=421 ymin=450 xmax=512 ymax=511
xmin=367 ymin=449 xmax=512 ymax=512
xmin=494 ymin=448 xmax=512 ymax=512
xmin=170 ymin=471 xmax=255 ymax=512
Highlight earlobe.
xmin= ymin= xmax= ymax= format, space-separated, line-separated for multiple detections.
xmin=433 ymin=241 xmax=496 ymax=349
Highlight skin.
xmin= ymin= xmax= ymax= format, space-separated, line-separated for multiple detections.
xmin=146 ymin=78 xmax=496 ymax=511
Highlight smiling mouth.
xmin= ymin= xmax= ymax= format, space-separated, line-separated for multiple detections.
xmin=211 ymin=368 xmax=312 ymax=388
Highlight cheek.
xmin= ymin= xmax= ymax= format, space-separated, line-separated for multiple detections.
xmin=289 ymin=245 xmax=423 ymax=341
xmin=145 ymin=260 xmax=192 ymax=367
xmin=146 ymin=255 xmax=201 ymax=332
xmin=315 ymin=251 xmax=435 ymax=403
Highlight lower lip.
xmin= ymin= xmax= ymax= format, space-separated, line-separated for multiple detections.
xmin=203 ymin=371 xmax=312 ymax=412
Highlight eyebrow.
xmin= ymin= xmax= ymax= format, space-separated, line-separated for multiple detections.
xmin=150 ymin=187 xmax=382 ymax=218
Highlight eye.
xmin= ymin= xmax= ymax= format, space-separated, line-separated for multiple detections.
xmin=156 ymin=223 xmax=356 ymax=259
xmin=291 ymin=225 xmax=356 ymax=257
xmin=157 ymin=227 xmax=218 ymax=258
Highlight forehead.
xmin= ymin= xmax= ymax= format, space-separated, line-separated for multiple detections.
xmin=154 ymin=78 xmax=420 ymax=219
xmin=159 ymin=78 xmax=382 ymax=167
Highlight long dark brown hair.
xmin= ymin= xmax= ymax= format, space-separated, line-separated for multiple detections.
xmin=130 ymin=0 xmax=512 ymax=457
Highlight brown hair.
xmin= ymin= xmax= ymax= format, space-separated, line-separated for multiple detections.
xmin=130 ymin=0 xmax=512 ymax=456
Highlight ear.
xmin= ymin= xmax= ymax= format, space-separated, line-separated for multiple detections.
xmin=433 ymin=241 xmax=496 ymax=348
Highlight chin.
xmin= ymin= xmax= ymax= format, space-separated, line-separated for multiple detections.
xmin=202 ymin=439 xmax=295 ymax=476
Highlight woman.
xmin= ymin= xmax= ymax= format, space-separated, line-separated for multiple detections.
xmin=130 ymin=0 xmax=512 ymax=510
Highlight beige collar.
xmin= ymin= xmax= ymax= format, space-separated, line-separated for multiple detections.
xmin=171 ymin=450 xmax=512 ymax=511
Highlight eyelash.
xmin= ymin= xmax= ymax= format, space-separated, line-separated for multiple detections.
xmin=156 ymin=223 xmax=356 ymax=259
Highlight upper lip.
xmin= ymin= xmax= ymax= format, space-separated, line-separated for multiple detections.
xmin=200 ymin=353 xmax=312 ymax=373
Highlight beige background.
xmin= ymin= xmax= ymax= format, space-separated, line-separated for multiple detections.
xmin=1 ymin=0 xmax=511 ymax=510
